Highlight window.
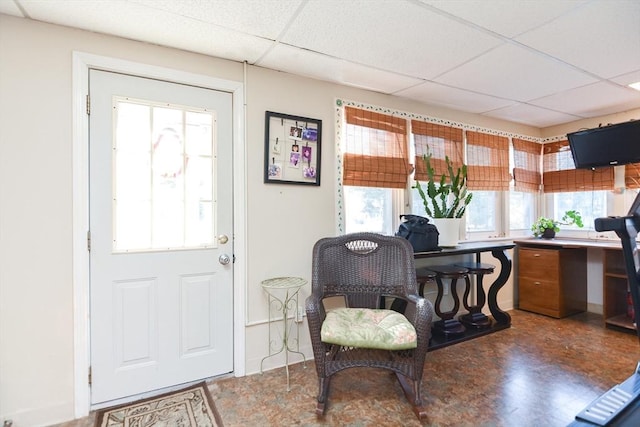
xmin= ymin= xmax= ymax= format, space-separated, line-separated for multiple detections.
xmin=344 ymin=186 xmax=396 ymax=235
xmin=509 ymin=191 xmax=536 ymax=232
xmin=625 ymin=163 xmax=640 ymax=189
xmin=511 ymin=138 xmax=541 ymax=234
xmin=411 ymin=185 xmax=428 ymax=218
xmin=551 ymin=191 xmax=607 ymax=232
xmin=412 ymin=120 xmax=464 ymax=182
xmin=542 ymin=140 xmax=613 ymax=234
xmin=465 ymin=131 xmax=510 ymax=192
xmin=465 ymin=131 xmax=510 ymax=238
xmin=342 ymin=107 xmax=410 ymax=189
xmin=411 ymin=120 xmax=470 ymax=223
xmin=341 ymin=107 xmax=411 ymax=235
xmin=466 ymin=191 xmax=498 ymax=233
xmin=542 ymin=140 xmax=614 ymax=193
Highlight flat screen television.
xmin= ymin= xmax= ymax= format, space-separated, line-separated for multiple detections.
xmin=567 ymin=120 xmax=640 ymax=169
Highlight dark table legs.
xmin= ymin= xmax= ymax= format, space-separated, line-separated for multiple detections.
xmin=427 ymin=248 xmax=512 ymax=351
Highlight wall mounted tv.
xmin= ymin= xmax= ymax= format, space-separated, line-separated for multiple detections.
xmin=567 ymin=120 xmax=640 ymax=169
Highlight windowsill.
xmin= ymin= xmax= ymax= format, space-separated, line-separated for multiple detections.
xmin=462 ymin=236 xmax=514 ymax=244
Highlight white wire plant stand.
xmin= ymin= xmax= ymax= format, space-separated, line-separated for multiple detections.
xmin=260 ymin=276 xmax=307 ymax=391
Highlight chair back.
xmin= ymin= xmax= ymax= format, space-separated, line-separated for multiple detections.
xmin=311 ymin=232 xmax=418 ymax=308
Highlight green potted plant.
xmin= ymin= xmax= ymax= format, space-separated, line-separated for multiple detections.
xmin=413 ymin=152 xmax=473 ymax=246
xmin=531 ymin=210 xmax=584 ymax=238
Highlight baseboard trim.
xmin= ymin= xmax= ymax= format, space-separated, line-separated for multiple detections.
xmin=3 ymin=400 xmax=74 ymax=427
xmin=587 ymin=302 xmax=604 ymax=315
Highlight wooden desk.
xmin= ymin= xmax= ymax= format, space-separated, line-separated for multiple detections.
xmin=414 ymin=240 xmax=515 ymax=350
xmin=513 ymin=238 xmax=636 ymax=332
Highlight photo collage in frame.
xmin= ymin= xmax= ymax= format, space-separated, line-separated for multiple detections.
xmin=264 ymin=111 xmax=321 ymax=186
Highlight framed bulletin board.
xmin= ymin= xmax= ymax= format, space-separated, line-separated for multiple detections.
xmin=264 ymin=111 xmax=322 ymax=186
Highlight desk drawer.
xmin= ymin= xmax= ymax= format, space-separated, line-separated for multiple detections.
xmin=519 ymin=277 xmax=560 ymax=316
xmin=518 ymin=247 xmax=559 ymax=280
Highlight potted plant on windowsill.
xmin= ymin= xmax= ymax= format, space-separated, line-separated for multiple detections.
xmin=413 ymin=152 xmax=473 ymax=247
xmin=531 ymin=210 xmax=584 ymax=238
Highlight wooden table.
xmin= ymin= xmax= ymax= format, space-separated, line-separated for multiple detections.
xmin=414 ymin=240 xmax=515 ymax=350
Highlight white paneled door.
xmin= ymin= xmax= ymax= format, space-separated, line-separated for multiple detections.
xmin=89 ymin=69 xmax=234 ymax=404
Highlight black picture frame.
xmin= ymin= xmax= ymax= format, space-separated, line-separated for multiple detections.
xmin=264 ymin=111 xmax=321 ymax=186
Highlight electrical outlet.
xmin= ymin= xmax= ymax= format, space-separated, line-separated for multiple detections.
xmin=296 ymin=306 xmax=305 ymax=323
xmin=443 ymin=283 xmax=449 ymax=296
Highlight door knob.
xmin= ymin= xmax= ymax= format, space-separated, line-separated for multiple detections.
xmin=219 ymin=254 xmax=231 ymax=265
xmin=218 ymin=234 xmax=229 ymax=244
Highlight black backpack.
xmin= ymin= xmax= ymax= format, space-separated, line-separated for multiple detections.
xmin=396 ymin=214 xmax=441 ymax=252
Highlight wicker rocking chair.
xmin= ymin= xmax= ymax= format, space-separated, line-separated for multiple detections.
xmin=305 ymin=232 xmax=434 ymax=419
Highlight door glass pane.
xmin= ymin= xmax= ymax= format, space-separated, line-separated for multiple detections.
xmin=113 ymin=97 xmax=215 ymax=252
xmin=186 ymin=111 xmax=213 ymax=156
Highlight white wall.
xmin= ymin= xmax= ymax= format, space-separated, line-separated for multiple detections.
xmin=0 ymin=13 xmax=557 ymax=426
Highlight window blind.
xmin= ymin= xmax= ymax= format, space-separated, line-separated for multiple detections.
xmin=342 ymin=107 xmax=411 ymax=189
xmin=542 ymin=140 xmax=614 ymax=192
xmin=411 ymin=120 xmax=464 ymax=182
xmin=512 ymin=138 xmax=542 ymax=193
xmin=465 ymin=131 xmax=510 ymax=191
xmin=625 ymin=163 xmax=640 ymax=189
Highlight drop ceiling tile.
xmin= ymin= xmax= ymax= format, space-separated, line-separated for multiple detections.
xmin=280 ymin=0 xmax=503 ymax=79
xmin=10 ymin=0 xmax=639 ymax=128
xmin=420 ymin=0 xmax=588 ymax=38
xmin=0 ymin=1 xmax=24 ymax=16
xmin=395 ymin=81 xmax=515 ymax=113
xmin=529 ymin=81 xmax=640 ymax=118
xmin=22 ymin=0 xmax=272 ymax=62
xmin=128 ymin=0 xmax=303 ymax=39
xmin=516 ymin=0 xmax=640 ymax=78
xmin=435 ymin=43 xmax=598 ymax=101
xmin=259 ymin=44 xmax=424 ymax=93
xmin=483 ymin=103 xmax=582 ymax=128
xmin=162 ymin=26 xmax=272 ymax=64
xmin=611 ymin=70 xmax=640 ymax=87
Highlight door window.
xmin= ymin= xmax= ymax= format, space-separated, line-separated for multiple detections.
xmin=113 ymin=98 xmax=216 ymax=252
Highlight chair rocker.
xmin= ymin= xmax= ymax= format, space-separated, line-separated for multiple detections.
xmin=305 ymin=232 xmax=434 ymax=419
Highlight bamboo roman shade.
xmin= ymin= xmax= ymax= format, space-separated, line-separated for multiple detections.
xmin=512 ymin=138 xmax=542 ymax=193
xmin=625 ymin=163 xmax=640 ymax=189
xmin=342 ymin=107 xmax=411 ymax=189
xmin=465 ymin=131 xmax=510 ymax=191
xmin=542 ymin=140 xmax=614 ymax=192
xmin=411 ymin=120 xmax=463 ymax=182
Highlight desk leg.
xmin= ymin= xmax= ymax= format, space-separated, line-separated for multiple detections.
xmin=488 ymin=249 xmax=512 ymax=325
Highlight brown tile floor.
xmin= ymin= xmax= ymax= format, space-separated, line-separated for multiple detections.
xmin=54 ymin=310 xmax=640 ymax=427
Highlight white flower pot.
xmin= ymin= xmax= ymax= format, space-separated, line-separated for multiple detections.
xmin=430 ymin=217 xmax=462 ymax=247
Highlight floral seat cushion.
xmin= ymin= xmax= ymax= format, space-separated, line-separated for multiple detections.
xmin=320 ymin=307 xmax=417 ymax=350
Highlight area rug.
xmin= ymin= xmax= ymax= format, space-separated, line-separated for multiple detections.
xmin=95 ymin=382 xmax=223 ymax=427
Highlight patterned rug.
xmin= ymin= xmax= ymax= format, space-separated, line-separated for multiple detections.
xmin=95 ymin=382 xmax=223 ymax=427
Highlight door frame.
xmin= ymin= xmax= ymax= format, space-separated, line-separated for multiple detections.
xmin=71 ymin=51 xmax=246 ymax=417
